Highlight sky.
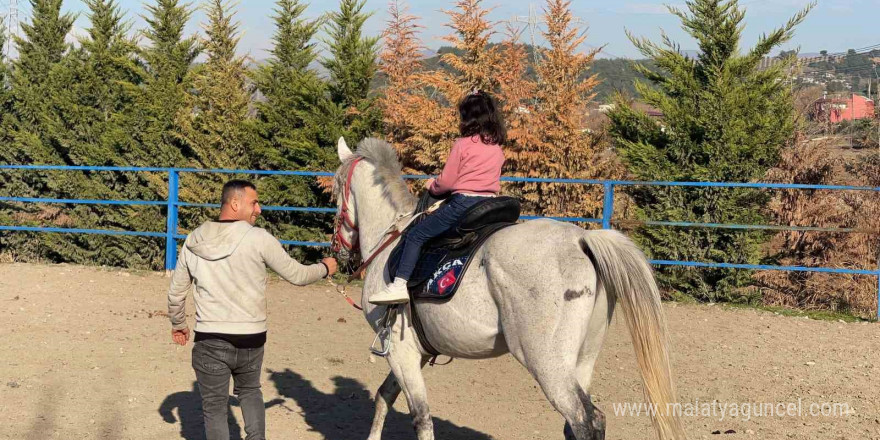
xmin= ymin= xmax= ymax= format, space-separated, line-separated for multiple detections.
xmin=15 ymin=0 xmax=878 ymax=60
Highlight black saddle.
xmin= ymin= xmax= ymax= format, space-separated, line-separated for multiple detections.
xmin=387 ymin=191 xmax=520 ymax=301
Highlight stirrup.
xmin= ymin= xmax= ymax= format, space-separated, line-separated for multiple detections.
xmin=369 ymin=306 xmax=399 ymax=357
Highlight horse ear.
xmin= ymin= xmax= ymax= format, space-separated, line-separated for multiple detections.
xmin=337 ymin=137 xmax=354 ymax=161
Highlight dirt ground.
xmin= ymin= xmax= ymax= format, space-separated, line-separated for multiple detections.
xmin=1 ymin=262 xmax=879 ymax=440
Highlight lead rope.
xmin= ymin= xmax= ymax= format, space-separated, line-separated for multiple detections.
xmin=328 ymin=211 xmax=420 ymax=310
xmin=326 ymin=276 xmax=362 ymax=311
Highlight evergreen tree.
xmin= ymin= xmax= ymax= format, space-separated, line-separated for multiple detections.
xmin=0 ymin=19 xmax=14 ymax=161
xmin=319 ymin=0 xmax=381 ymax=151
xmin=252 ymin=0 xmax=324 ymax=172
xmin=0 ymin=19 xmax=19 ymax=199
xmin=175 ymin=0 xmax=257 ymax=232
xmin=59 ymin=0 xmax=139 ymax=167
xmin=0 ymin=22 xmax=11 ymax=115
xmin=132 ymin=0 xmax=201 ymax=168
xmin=9 ymin=0 xmax=75 ymax=165
xmin=0 ymin=0 xmax=74 ymax=261
xmin=177 ymin=0 xmax=253 ymax=171
xmin=251 ymin=0 xmax=329 ymax=249
xmin=43 ymin=0 xmax=162 ymax=266
xmin=607 ymin=0 xmax=813 ymax=301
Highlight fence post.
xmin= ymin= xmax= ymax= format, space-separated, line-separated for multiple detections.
xmin=602 ymin=182 xmax=615 ymax=229
xmin=165 ymin=169 xmax=179 ymax=273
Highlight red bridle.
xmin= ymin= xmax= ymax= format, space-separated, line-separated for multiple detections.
xmin=331 ymin=157 xmax=363 ymax=254
xmin=330 ymin=155 xmax=404 ymax=287
xmin=330 ymin=157 xmax=403 ymax=311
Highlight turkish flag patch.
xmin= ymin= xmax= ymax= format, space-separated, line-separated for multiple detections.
xmin=437 ymin=270 xmax=457 ymax=295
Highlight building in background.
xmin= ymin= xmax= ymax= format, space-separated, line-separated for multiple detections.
xmin=813 ymin=93 xmax=875 ymax=123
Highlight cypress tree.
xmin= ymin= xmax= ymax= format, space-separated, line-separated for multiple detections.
xmin=177 ymin=0 xmax=254 ymax=171
xmin=175 ymin=0 xmax=256 ymax=232
xmin=0 ymin=0 xmax=74 ymax=261
xmin=251 ymin=0 xmax=329 ymax=250
xmin=131 ymin=0 xmax=201 ymax=167
xmin=319 ymin=0 xmax=381 ymax=154
xmin=252 ymin=0 xmax=324 ymax=172
xmin=41 ymin=0 xmax=162 ymax=267
xmin=8 ymin=0 xmax=75 ymax=167
xmin=607 ymin=0 xmax=813 ymax=301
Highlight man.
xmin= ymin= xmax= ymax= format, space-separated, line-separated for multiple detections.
xmin=167 ymin=179 xmax=337 ymax=440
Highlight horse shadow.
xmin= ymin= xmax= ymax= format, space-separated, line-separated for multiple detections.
xmin=267 ymin=368 xmax=493 ymax=439
xmin=158 ymin=381 xmax=284 ymax=440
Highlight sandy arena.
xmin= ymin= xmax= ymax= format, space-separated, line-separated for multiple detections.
xmin=1 ymin=262 xmax=878 ymax=439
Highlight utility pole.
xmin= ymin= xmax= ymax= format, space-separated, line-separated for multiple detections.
xmin=508 ymin=4 xmax=542 ymax=70
xmin=4 ymin=0 xmax=18 ymax=58
xmin=874 ymin=65 xmax=880 ymax=151
xmin=850 ymin=91 xmax=854 ymax=149
xmin=505 ymin=3 xmax=585 ymax=84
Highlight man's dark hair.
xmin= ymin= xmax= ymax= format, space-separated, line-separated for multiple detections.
xmin=221 ymin=180 xmax=256 ymax=206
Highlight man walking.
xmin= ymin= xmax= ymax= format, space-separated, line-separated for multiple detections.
xmin=167 ymin=179 xmax=337 ymax=440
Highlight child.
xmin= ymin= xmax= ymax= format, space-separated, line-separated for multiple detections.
xmin=370 ymin=90 xmax=507 ymax=305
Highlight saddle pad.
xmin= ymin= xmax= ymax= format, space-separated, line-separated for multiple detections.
xmin=387 ymin=222 xmax=513 ymax=301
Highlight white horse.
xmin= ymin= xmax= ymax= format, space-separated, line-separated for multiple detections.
xmin=331 ymin=137 xmax=687 ymax=440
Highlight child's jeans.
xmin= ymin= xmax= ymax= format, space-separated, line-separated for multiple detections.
xmin=395 ymin=193 xmax=486 ymax=280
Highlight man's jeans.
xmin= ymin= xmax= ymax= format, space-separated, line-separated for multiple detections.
xmin=192 ymin=339 xmax=265 ymax=440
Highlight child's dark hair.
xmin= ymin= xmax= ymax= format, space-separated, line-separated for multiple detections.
xmin=458 ymin=90 xmax=506 ymax=145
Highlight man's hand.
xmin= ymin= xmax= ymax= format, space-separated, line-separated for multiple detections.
xmin=424 ymin=178 xmax=435 ymax=190
xmin=322 ymin=257 xmax=338 ymax=277
xmin=171 ymin=327 xmax=189 ymax=346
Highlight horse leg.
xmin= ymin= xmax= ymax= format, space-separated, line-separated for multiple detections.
xmin=528 ymin=367 xmax=605 ymax=440
xmin=367 ymin=353 xmax=429 ymax=440
xmin=561 ymin=388 xmax=606 ymax=440
xmin=501 ymin=330 xmax=607 ymax=440
xmin=385 ymin=329 xmax=433 ymax=440
xmin=367 ymin=372 xmax=401 ymax=440
xmin=562 ymin=286 xmax=614 ymax=439
xmin=494 ymin=288 xmax=608 ymax=439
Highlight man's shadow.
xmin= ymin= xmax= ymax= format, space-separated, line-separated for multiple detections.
xmin=268 ymin=368 xmax=493 ymax=439
xmin=158 ymin=381 xmax=284 ymax=440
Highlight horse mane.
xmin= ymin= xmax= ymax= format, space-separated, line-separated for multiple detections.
xmin=333 ymin=137 xmax=416 ymax=213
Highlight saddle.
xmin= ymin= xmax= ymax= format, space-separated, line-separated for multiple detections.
xmin=387 ymin=191 xmax=521 ymax=301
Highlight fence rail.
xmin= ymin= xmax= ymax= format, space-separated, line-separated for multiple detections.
xmin=2 ymin=165 xmax=878 ymax=318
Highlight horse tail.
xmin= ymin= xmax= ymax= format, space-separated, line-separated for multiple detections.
xmin=580 ymin=230 xmax=687 ymax=440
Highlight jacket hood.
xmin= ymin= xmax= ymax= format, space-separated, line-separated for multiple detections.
xmin=185 ymin=221 xmax=254 ymax=261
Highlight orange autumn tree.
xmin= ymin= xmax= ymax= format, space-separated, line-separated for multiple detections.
xmin=381 ymin=0 xmax=503 ymax=175
xmin=757 ymin=135 xmax=880 ymax=318
xmin=377 ymin=0 xmax=446 ymax=175
xmin=504 ymin=0 xmax=621 ymax=217
xmin=380 ymin=0 xmax=619 ymax=217
xmin=494 ymin=24 xmax=541 ymax=204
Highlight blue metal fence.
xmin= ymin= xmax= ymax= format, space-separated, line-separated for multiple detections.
xmin=2 ymin=165 xmax=879 ymax=318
